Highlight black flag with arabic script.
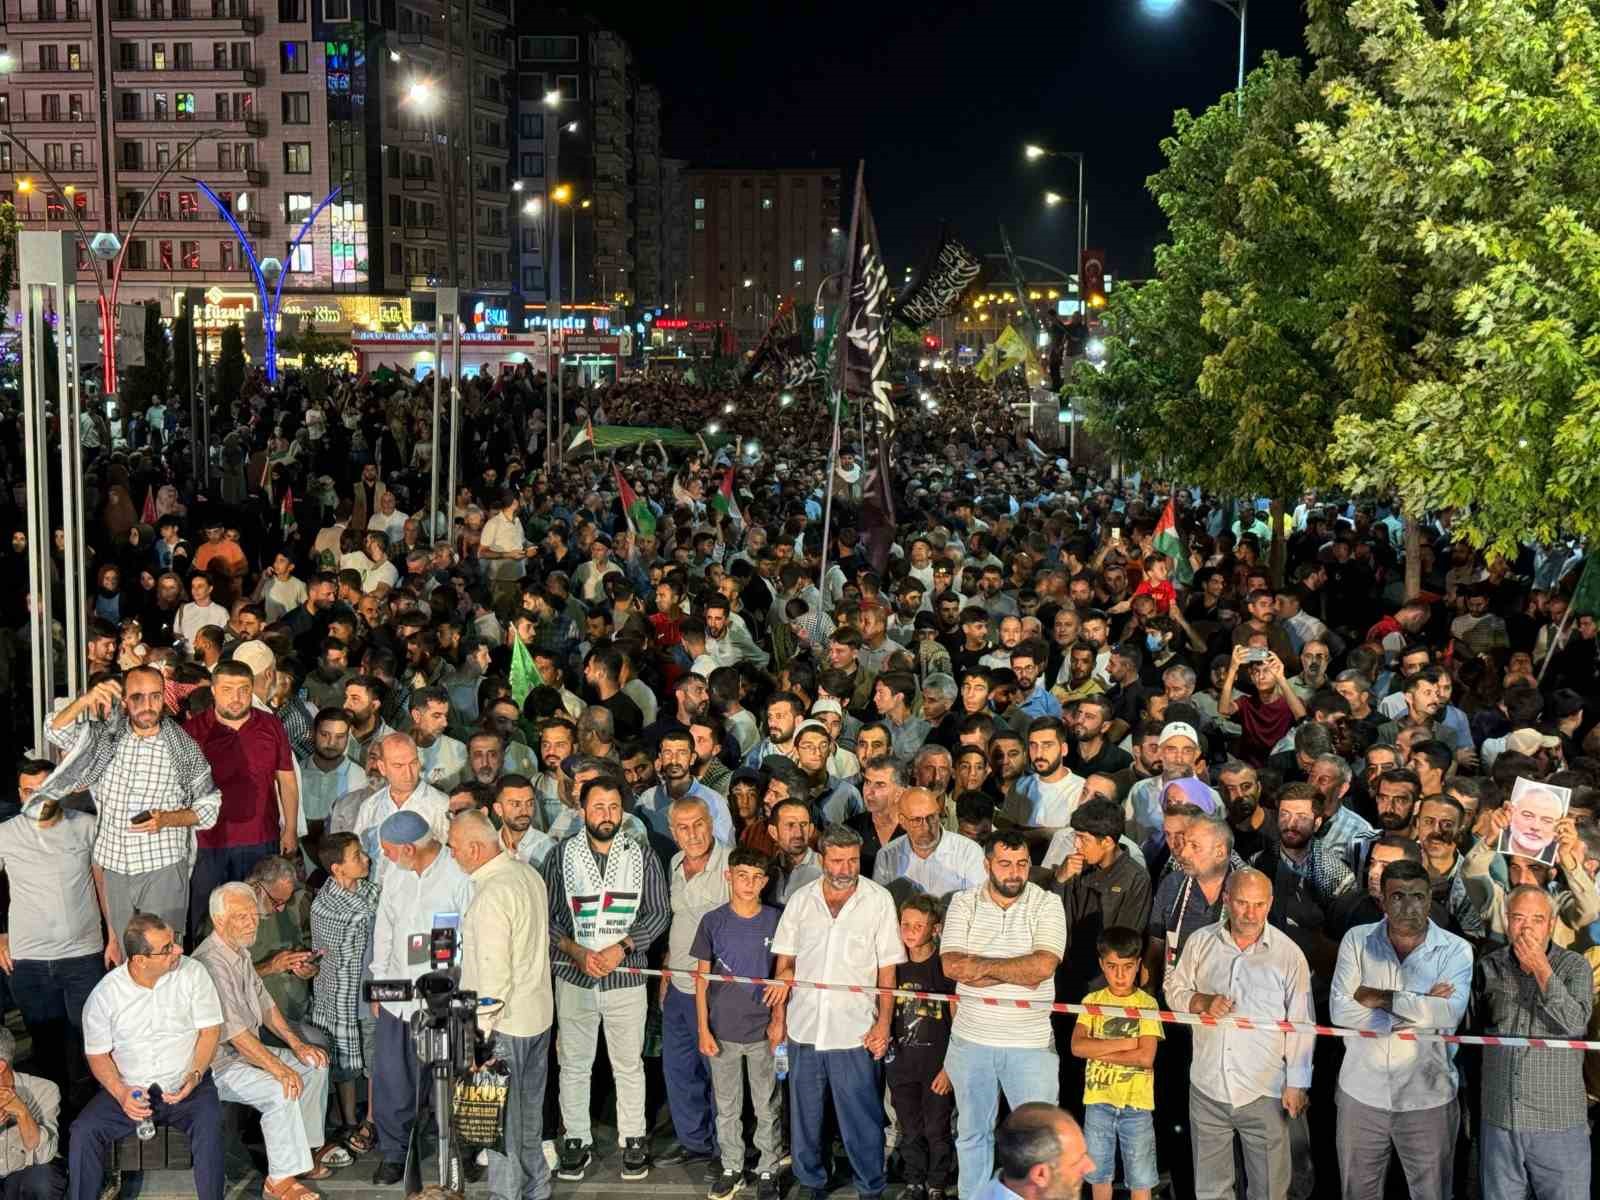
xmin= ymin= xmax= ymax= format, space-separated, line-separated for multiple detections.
xmin=838 ymin=163 xmax=895 ymax=431
xmin=741 ymin=296 xmax=817 ymax=388
xmin=891 ymin=223 xmax=982 ymax=329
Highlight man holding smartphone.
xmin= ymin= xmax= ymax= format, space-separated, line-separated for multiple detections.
xmin=38 ymin=669 xmax=221 ymax=946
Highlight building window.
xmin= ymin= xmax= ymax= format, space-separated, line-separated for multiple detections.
xmin=155 ymin=143 xmax=170 ymax=169
xmin=0 ymin=146 xmax=8 ymax=171
xmin=159 ymin=240 xmax=173 ymax=270
xmin=695 ymin=301 xmax=705 ymax=314
xmin=694 ymin=218 xmax=704 ymax=232
xmin=388 ymin=195 xmax=401 ymax=226
xmin=70 ymin=143 xmax=83 ymax=169
xmin=39 ymin=46 xmax=58 ymax=71
xmin=218 ymin=144 xmax=232 ymax=170
xmin=119 ymin=43 xmax=140 ymax=70
xmin=323 ymin=0 xmax=350 ymax=18
xmin=694 ymin=197 xmax=705 ymax=210
xmin=44 ymin=144 xmax=63 ymax=168
xmin=176 ymin=92 xmax=195 ymax=119
xmin=519 ymin=113 xmax=542 ymax=138
xmin=283 ymin=142 xmax=311 ymax=173
xmin=173 ymin=43 xmax=192 ymax=69
xmin=68 ymin=94 xmax=82 ymax=121
xmin=220 ymin=241 xmax=234 ymax=272
xmin=793 ymin=257 xmax=804 ymax=271
xmin=180 ymin=240 xmax=199 ymax=269
xmin=279 ymin=0 xmax=305 ymax=18
xmin=41 ymin=95 xmax=61 ymax=121
xmin=282 ymin=92 xmax=310 ymax=123
xmin=519 ymin=36 xmax=578 ymax=61
xmin=66 ymin=44 xmax=81 ymax=71
xmin=290 ymin=243 xmax=312 ymax=272
xmin=280 ymin=41 xmax=307 ymax=74
xmin=285 ymin=192 xmax=311 ymax=221
xmin=555 ymin=74 xmax=578 ymax=101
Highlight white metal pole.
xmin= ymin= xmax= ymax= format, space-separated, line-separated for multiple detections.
xmin=429 ymin=306 xmax=442 ymax=537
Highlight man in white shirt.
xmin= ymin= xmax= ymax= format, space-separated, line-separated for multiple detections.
xmin=175 ymin=573 xmax=231 ymax=645
xmin=872 ymin=786 xmax=986 ymax=903
xmin=361 ymin=532 xmax=400 ymax=595
xmin=258 ymin=553 xmax=309 ymax=622
xmin=1004 ymin=718 xmax=1085 ymax=834
xmin=1330 ymin=858 xmax=1472 ymax=1200
xmin=479 ymin=489 xmax=534 ymax=617
xmin=771 ymin=825 xmax=904 ymax=1200
xmin=72 ymin=913 xmax=225 ymax=1200
xmin=352 ymin=733 xmax=451 ymax=880
xmin=365 ymin=490 xmax=407 ymax=547
xmin=1164 ymin=868 xmax=1314 ymax=1200
xmin=366 ymin=811 xmax=476 ymax=1187
xmin=939 ymin=831 xmax=1067 ymax=1199
xmin=408 ymin=687 xmax=468 ymax=791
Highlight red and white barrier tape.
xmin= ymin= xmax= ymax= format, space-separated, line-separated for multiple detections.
xmin=620 ymin=966 xmax=1600 ymax=1052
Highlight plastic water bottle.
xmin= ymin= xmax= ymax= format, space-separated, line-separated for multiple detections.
xmin=774 ymin=1040 xmax=789 ymax=1081
xmin=131 ymin=1090 xmax=156 ymax=1141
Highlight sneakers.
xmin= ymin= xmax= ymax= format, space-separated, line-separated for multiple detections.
xmin=928 ymin=1188 xmax=949 ymax=1200
xmin=658 ymin=1143 xmax=714 ymax=1168
xmin=902 ymin=1186 xmax=929 ymax=1200
xmin=621 ymin=1136 xmax=651 ymax=1180
xmin=756 ymin=1171 xmax=780 ymax=1200
xmin=707 ymin=1168 xmax=743 ymax=1199
xmin=556 ymin=1139 xmax=591 ymax=1182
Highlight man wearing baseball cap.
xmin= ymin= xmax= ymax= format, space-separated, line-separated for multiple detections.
xmin=1127 ymin=721 xmax=1220 ymax=850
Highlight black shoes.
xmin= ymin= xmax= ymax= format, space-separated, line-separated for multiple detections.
xmin=556 ymin=1138 xmax=591 ymax=1181
xmin=620 ymin=1136 xmax=651 ymax=1180
xmin=708 ymin=1167 xmax=744 ymax=1199
xmin=369 ymin=1161 xmax=405 ymax=1187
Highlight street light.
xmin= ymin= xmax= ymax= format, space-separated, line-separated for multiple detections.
xmin=1024 ymin=144 xmax=1046 ymax=161
xmin=1143 ymin=0 xmax=1248 ymax=114
xmin=1044 ymin=191 xmax=1064 ymax=206
xmin=407 ymin=79 xmax=436 ymax=109
xmin=1025 ymin=146 xmax=1087 ymax=319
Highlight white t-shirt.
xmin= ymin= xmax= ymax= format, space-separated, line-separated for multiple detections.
xmin=174 ymin=601 xmax=230 ymax=644
xmin=1004 ymin=771 xmax=1086 ymax=830
xmin=83 ymin=959 xmax=224 ymax=1091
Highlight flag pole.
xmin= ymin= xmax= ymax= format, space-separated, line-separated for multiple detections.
xmin=1538 ymin=559 xmax=1587 ymax=686
xmin=819 ymin=162 xmax=867 ymax=600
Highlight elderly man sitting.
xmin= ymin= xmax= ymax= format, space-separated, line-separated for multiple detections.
xmin=0 ymin=1027 xmax=65 ymax=1200
xmin=193 ymin=883 xmax=348 ymax=1200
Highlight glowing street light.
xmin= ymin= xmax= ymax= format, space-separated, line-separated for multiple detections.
xmin=779 ymin=392 xmax=795 ymax=408
xmin=544 ymin=89 xmax=562 ymax=106
xmin=406 ymin=80 xmax=436 ymax=109
xmin=1143 ymin=0 xmax=1249 ymax=114
xmin=522 ymin=199 xmax=541 ymax=216
xmin=16 ymin=178 xmax=31 ymax=194
xmin=1044 ymin=191 xmax=1064 ymax=206
xmin=512 ymin=181 xmax=524 ymax=192
xmin=552 ymin=184 xmax=572 ymax=204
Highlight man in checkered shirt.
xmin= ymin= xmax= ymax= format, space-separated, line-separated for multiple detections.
xmin=41 ymin=670 xmax=221 ymax=947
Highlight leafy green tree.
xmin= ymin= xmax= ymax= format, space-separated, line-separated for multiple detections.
xmin=1302 ymin=0 xmax=1600 ymax=559
xmin=217 ymin=324 xmax=245 ymax=406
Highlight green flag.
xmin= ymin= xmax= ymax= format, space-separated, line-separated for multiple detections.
xmin=510 ymin=635 xmax=543 ymax=707
xmin=1571 ymin=555 xmax=1600 ymax=617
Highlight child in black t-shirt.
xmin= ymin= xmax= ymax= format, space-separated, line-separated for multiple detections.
xmin=888 ymin=893 xmax=956 ymax=1200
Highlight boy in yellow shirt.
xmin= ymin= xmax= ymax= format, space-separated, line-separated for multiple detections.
xmin=1070 ymin=926 xmax=1163 ymax=1200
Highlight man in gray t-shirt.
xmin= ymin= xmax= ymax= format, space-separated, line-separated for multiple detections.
xmin=0 ymin=761 xmax=115 ymax=1098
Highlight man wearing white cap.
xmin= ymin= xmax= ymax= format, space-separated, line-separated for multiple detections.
xmin=367 ymin=810 xmax=475 ymax=1187
xmin=1127 ymin=721 xmax=1221 ymax=849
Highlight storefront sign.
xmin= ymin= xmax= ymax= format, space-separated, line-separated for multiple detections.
xmin=563 ymin=335 xmax=621 ymax=356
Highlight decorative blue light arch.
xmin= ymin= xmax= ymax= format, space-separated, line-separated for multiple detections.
xmin=192 ymin=179 xmax=343 ymax=383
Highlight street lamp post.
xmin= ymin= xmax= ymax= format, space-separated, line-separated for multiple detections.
xmin=1025 ymin=146 xmax=1086 ymax=320
xmin=1144 ymin=0 xmax=1249 ymax=114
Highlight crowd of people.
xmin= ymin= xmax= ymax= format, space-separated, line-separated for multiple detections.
xmin=0 ymin=357 xmax=1596 ymax=1200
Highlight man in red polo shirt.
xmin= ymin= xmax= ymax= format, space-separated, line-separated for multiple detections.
xmin=184 ymin=659 xmax=299 ymax=939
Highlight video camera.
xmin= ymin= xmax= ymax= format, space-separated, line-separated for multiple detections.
xmin=364 ymin=921 xmax=490 ymax=1189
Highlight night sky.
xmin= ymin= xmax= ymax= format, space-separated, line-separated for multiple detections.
xmin=615 ymin=3 xmax=1307 ymax=281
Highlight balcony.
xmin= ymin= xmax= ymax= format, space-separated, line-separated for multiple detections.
xmin=111 ymin=1 xmax=259 ymax=32
xmin=402 ymin=174 xmax=438 ymax=193
xmin=118 ymin=209 xmax=266 ymax=236
xmin=12 ymin=64 xmax=94 ymax=85
xmin=5 ymin=112 xmax=97 ymax=133
xmin=112 ymin=60 xmax=262 ymax=86
xmin=12 ymin=6 xmax=93 ymax=32
xmin=116 ymin=112 xmax=266 ymax=137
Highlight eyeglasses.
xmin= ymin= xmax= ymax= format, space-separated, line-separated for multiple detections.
xmin=256 ymin=884 xmax=291 ymax=912
xmin=141 ymin=941 xmax=180 ymax=958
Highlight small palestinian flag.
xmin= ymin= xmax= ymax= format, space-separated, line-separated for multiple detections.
xmin=710 ymin=468 xmax=742 ymax=527
xmin=141 ymin=486 xmax=157 ymax=526
xmin=1153 ymin=496 xmax=1193 ymax=586
xmin=279 ymin=486 xmax=297 ymax=538
xmin=613 ymin=464 xmax=656 ymax=536
xmin=602 ymin=891 xmax=639 ymax=916
xmin=567 ymin=419 xmax=595 ymax=453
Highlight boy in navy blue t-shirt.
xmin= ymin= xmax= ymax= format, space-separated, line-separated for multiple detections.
xmin=692 ymin=847 xmax=785 ymax=1200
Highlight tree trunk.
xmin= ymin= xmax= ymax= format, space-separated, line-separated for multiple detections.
xmin=1404 ymin=513 xmax=1422 ymax=599
xmin=1269 ymin=497 xmax=1288 ymax=589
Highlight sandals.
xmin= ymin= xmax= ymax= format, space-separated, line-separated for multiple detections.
xmin=262 ymin=1177 xmax=320 ymax=1200
xmin=345 ymin=1120 xmax=376 ymax=1154
xmin=314 ymin=1144 xmax=354 ymax=1171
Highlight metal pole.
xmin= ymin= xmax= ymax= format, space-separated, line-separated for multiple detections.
xmin=1076 ymin=155 xmax=1085 ymax=319
xmin=548 ymin=129 xmax=562 ymax=474
xmin=59 ymin=280 xmax=85 ymax=700
xmin=1236 ymin=0 xmax=1248 ymax=115
xmin=429 ymin=307 xmax=443 ymax=536
xmin=817 ymin=392 xmax=842 ymax=596
xmin=447 ymin=308 xmax=462 ymax=535
xmin=185 ymin=289 xmax=201 ymax=481
xmin=19 ymin=267 xmax=53 ymax=750
xmin=570 ymin=199 xmax=576 ymax=310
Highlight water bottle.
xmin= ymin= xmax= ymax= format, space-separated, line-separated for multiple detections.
xmin=131 ymin=1090 xmax=156 ymax=1141
xmin=774 ymin=1040 xmax=789 ymax=1081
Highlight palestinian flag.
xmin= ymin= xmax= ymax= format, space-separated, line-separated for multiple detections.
xmin=279 ymin=486 xmax=297 ymax=538
xmin=613 ymin=465 xmax=656 ymax=536
xmin=1153 ymin=497 xmax=1193 ymax=586
xmin=567 ymin=419 xmax=595 ymax=453
xmin=711 ymin=468 xmax=742 ymax=527
xmin=140 ymin=486 xmax=157 ymax=526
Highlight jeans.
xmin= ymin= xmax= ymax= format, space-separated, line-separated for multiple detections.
xmin=554 ymin=978 xmax=647 ymax=1144
xmin=705 ymin=1040 xmax=781 ymax=1175
xmin=188 ymin=841 xmax=276 ymax=941
xmin=213 ymin=1046 xmax=329 ymax=1179
xmin=661 ymin=987 xmax=717 ymax=1157
xmin=1083 ymin=1104 xmax=1158 ymax=1191
xmin=69 ymin=1075 xmax=223 ymax=1200
xmin=943 ymin=1035 xmax=1059 ymax=1199
xmin=487 ymin=1028 xmax=552 ymax=1200
xmin=1480 ymin=1120 xmax=1590 ymax=1200
xmin=789 ymin=1042 xmax=885 ymax=1196
xmin=10 ymin=954 xmax=103 ymax=1098
xmin=0 ymin=1163 xmax=65 ymax=1200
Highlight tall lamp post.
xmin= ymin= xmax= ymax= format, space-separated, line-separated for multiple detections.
xmin=1143 ymin=0 xmax=1249 ymax=114
xmin=1024 ymin=146 xmax=1086 ymax=321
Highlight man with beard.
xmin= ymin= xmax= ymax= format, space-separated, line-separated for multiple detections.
xmin=142 ymin=571 xmax=188 ymax=648
xmin=408 ymin=687 xmax=467 ymax=791
xmin=184 ymin=662 xmax=299 ymax=939
xmin=1005 ymin=718 xmax=1086 ymax=838
xmin=284 ymin=574 xmax=339 ymax=661
xmin=689 ymin=714 xmax=733 ymax=797
xmin=1330 ymin=859 xmax=1472 ymax=1200
xmin=634 ymin=730 xmax=735 ymax=849
xmin=39 ymin=671 xmax=220 ymax=944
xmin=1216 ymin=761 xmax=1278 ymax=861
xmin=940 ymin=831 xmax=1067 ymax=1194
xmin=1409 ymin=795 xmax=1486 ymax=942
xmin=873 ymin=786 xmax=986 ymax=904
xmin=1307 ymin=754 xmax=1376 ymax=863
xmin=490 ymin=775 xmax=555 ymax=870
xmin=792 ymin=721 xmax=862 ymax=826
xmin=771 ymin=825 xmax=905 ymax=1200
xmin=1127 ymin=722 xmax=1221 ymax=850
xmin=1376 ymin=668 xmax=1462 ymax=752
xmin=1055 ymin=642 xmax=1105 ymax=706
xmin=352 ymin=734 xmax=451 ymax=876
xmin=765 ymin=794 xmax=822 ymax=904
xmin=193 ymin=883 xmax=337 ymax=1196
xmin=301 ymin=636 xmax=352 ymax=711
xmin=340 ymin=675 xmax=393 ymax=767
xmin=1066 ymin=696 xmax=1132 ymax=778
xmin=533 ymin=719 xmax=576 ymax=831
xmin=0 ymin=760 xmax=115 ymax=1104
xmin=641 ymin=672 xmax=711 ymax=750
xmin=546 ymin=780 xmax=670 ymax=1183
xmin=1165 ymin=868 xmax=1314 ymax=1200
xmin=742 ymin=692 xmax=804 ymax=769
xmin=1347 ymin=768 xmax=1422 ymax=881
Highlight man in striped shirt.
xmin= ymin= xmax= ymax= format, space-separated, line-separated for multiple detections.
xmin=939 ymin=830 xmax=1068 ymax=1199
